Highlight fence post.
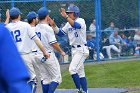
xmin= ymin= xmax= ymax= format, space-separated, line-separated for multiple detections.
xmin=11 ymin=0 xmax=14 ymax=8
xmin=43 ymin=0 xmax=46 ymax=7
xmin=138 ymin=0 xmax=140 ymax=27
xmin=95 ymin=0 xmax=101 ymax=62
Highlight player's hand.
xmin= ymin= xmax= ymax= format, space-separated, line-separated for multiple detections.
xmin=60 ymin=8 xmax=67 ymax=18
xmin=60 ymin=51 xmax=66 ymax=57
xmin=6 ymin=9 xmax=10 ymax=19
xmin=48 ymin=16 xmax=56 ymax=27
xmin=43 ymin=52 xmax=50 ymax=59
xmin=4 ymin=9 xmax=10 ymax=25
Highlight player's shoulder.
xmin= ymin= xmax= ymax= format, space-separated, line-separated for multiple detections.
xmin=41 ymin=23 xmax=53 ymax=30
xmin=20 ymin=21 xmax=30 ymax=26
xmin=47 ymin=24 xmax=53 ymax=30
xmin=76 ymin=17 xmax=85 ymax=22
xmin=75 ymin=17 xmax=85 ymax=24
xmin=0 ymin=24 xmax=10 ymax=39
xmin=6 ymin=22 xmax=12 ymax=27
xmin=7 ymin=21 xmax=29 ymax=26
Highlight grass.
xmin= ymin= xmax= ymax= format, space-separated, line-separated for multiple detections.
xmin=58 ymin=60 xmax=140 ymax=89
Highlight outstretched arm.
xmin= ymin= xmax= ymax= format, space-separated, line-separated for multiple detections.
xmin=60 ymin=8 xmax=81 ymax=29
xmin=48 ymin=17 xmax=66 ymax=36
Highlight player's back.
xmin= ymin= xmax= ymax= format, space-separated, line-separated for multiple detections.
xmin=35 ymin=23 xmax=56 ymax=53
xmin=7 ymin=21 xmax=36 ymax=54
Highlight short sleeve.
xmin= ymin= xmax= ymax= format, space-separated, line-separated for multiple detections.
xmin=75 ymin=18 xmax=85 ymax=29
xmin=47 ymin=27 xmax=57 ymax=44
xmin=27 ymin=24 xmax=36 ymax=39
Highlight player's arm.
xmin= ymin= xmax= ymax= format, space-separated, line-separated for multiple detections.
xmin=51 ymin=42 xmax=65 ymax=56
xmin=48 ymin=17 xmax=66 ymax=36
xmin=33 ymin=36 xmax=50 ymax=58
xmin=60 ymin=8 xmax=81 ymax=29
xmin=4 ymin=9 xmax=10 ymax=25
xmin=47 ymin=28 xmax=65 ymax=56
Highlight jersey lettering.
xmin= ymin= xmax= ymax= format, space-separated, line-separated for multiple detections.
xmin=68 ymin=28 xmax=76 ymax=31
xmin=11 ymin=30 xmax=22 ymax=42
xmin=36 ymin=32 xmax=41 ymax=40
xmin=74 ymin=32 xmax=78 ymax=37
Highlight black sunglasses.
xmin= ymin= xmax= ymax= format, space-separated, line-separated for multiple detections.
xmin=66 ymin=12 xmax=74 ymax=14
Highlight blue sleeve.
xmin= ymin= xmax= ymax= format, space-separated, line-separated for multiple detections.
xmin=56 ymin=28 xmax=66 ymax=36
xmin=72 ymin=21 xmax=81 ymax=29
xmin=0 ymin=25 xmax=31 ymax=93
xmin=0 ymin=23 xmax=5 ymax=27
xmin=109 ymin=35 xmax=116 ymax=45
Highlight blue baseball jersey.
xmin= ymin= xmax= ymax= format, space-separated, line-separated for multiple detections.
xmin=0 ymin=24 xmax=31 ymax=93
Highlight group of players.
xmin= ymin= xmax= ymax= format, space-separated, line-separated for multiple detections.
xmin=4 ymin=4 xmax=89 ymax=93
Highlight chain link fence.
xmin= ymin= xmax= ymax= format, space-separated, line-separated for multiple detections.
xmin=0 ymin=0 xmax=140 ymax=63
xmin=100 ymin=0 xmax=139 ymax=61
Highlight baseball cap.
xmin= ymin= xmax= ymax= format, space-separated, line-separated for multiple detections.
xmin=66 ymin=5 xmax=80 ymax=13
xmin=9 ymin=7 xmax=21 ymax=17
xmin=27 ymin=11 xmax=38 ymax=21
xmin=38 ymin=7 xmax=49 ymax=18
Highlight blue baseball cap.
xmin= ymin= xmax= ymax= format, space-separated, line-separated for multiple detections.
xmin=27 ymin=11 xmax=38 ymax=21
xmin=66 ymin=5 xmax=80 ymax=13
xmin=38 ymin=7 xmax=49 ymax=18
xmin=9 ymin=7 xmax=21 ymax=17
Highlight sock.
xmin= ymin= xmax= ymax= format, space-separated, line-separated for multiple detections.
xmin=80 ymin=77 xmax=88 ymax=93
xmin=71 ymin=73 xmax=80 ymax=91
xmin=41 ymin=80 xmax=49 ymax=93
xmin=28 ymin=81 xmax=37 ymax=93
xmin=48 ymin=81 xmax=59 ymax=93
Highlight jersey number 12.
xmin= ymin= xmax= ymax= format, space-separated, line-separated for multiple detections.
xmin=11 ymin=30 xmax=22 ymax=42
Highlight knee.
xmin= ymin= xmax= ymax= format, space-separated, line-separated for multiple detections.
xmin=69 ymin=67 xmax=77 ymax=75
xmin=58 ymin=76 xmax=62 ymax=84
xmin=54 ymin=74 xmax=62 ymax=84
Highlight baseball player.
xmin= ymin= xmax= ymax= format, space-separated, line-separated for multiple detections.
xmin=49 ymin=5 xmax=89 ymax=93
xmin=0 ymin=24 xmax=31 ymax=93
xmin=6 ymin=7 xmax=50 ymax=92
xmin=26 ymin=11 xmax=40 ymax=93
xmin=35 ymin=7 xmax=65 ymax=93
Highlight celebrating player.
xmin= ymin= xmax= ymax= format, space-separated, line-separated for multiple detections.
xmin=49 ymin=5 xmax=89 ymax=93
xmin=35 ymin=7 xmax=65 ymax=93
xmin=6 ymin=7 xmax=50 ymax=92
